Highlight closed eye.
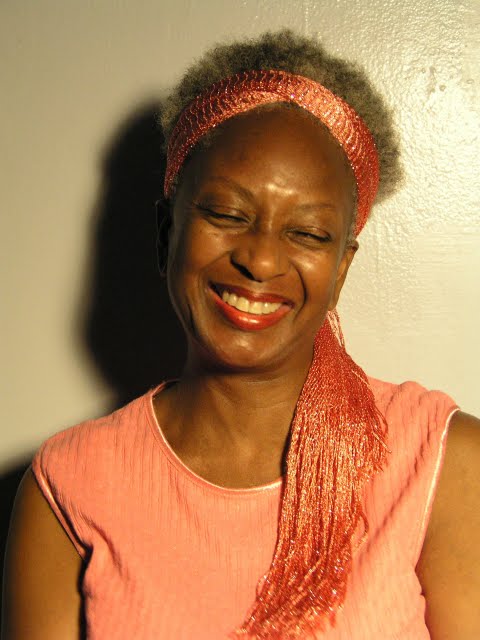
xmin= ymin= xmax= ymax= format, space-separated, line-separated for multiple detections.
xmin=290 ymin=230 xmax=331 ymax=245
xmin=197 ymin=205 xmax=249 ymax=226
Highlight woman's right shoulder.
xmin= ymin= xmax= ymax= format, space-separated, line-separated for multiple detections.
xmin=33 ymin=390 xmax=153 ymax=477
xmin=2 ymin=469 xmax=84 ymax=639
xmin=30 ymin=390 xmax=158 ymax=555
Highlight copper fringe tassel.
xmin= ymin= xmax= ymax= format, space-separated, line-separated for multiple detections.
xmin=235 ymin=311 xmax=388 ymax=639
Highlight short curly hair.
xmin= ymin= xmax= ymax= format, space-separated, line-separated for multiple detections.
xmin=160 ymin=29 xmax=402 ymax=211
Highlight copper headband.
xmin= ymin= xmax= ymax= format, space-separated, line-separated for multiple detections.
xmin=164 ymin=69 xmax=379 ymax=236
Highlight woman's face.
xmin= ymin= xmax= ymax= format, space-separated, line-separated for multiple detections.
xmin=166 ymin=106 xmax=357 ymax=375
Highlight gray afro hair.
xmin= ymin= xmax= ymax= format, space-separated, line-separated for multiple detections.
xmin=160 ymin=29 xmax=403 ymax=205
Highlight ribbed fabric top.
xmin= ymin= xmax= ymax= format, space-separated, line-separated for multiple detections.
xmin=32 ymin=379 xmax=457 ymax=639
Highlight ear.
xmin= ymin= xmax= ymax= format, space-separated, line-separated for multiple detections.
xmin=155 ymin=199 xmax=172 ymax=277
xmin=328 ymin=240 xmax=358 ymax=311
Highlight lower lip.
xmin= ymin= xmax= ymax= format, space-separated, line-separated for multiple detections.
xmin=211 ymin=291 xmax=291 ymax=331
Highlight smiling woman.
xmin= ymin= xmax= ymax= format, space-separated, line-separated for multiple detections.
xmin=166 ymin=107 xmax=357 ymax=372
xmin=3 ymin=29 xmax=480 ymax=640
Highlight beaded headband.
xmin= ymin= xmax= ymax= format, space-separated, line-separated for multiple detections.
xmin=164 ymin=69 xmax=380 ymax=236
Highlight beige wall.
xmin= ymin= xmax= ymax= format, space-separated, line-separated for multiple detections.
xmin=1 ymin=0 xmax=479 ymax=472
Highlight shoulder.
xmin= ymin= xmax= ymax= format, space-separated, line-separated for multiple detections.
xmin=368 ymin=377 xmax=457 ymax=449
xmin=2 ymin=469 xmax=84 ymax=639
xmin=425 ymin=410 xmax=480 ymax=541
xmin=33 ymin=390 xmax=153 ymax=476
xmin=30 ymin=390 xmax=157 ymax=552
xmin=417 ymin=411 xmax=480 ymax=638
xmin=32 ymin=387 xmax=156 ymax=484
xmin=368 ymin=376 xmax=455 ymax=416
xmin=424 ymin=410 xmax=480 ymax=539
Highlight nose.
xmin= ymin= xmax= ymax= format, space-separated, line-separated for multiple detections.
xmin=230 ymin=230 xmax=289 ymax=282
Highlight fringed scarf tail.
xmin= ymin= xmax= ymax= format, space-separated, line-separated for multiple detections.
xmin=236 ymin=311 xmax=388 ymax=639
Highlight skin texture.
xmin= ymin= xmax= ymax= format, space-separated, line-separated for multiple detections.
xmin=416 ymin=411 xmax=480 ymax=639
xmin=2 ymin=470 xmax=84 ymax=640
xmin=2 ymin=106 xmax=479 ymax=638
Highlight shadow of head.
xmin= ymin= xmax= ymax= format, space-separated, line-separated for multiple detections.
xmin=82 ymin=103 xmax=185 ymax=408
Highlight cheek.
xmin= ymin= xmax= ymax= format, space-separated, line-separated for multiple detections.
xmin=167 ymin=220 xmax=230 ymax=311
xmin=170 ymin=224 xmax=226 ymax=276
xmin=300 ymin=254 xmax=342 ymax=303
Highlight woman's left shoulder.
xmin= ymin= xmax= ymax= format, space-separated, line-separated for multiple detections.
xmin=445 ymin=409 xmax=480 ymax=453
xmin=430 ymin=410 xmax=480 ymax=530
xmin=417 ymin=410 xmax=480 ymax=639
xmin=367 ymin=378 xmax=457 ymax=445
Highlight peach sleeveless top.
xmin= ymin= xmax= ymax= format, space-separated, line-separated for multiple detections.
xmin=32 ymin=379 xmax=457 ymax=639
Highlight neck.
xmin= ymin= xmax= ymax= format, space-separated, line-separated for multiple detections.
xmin=156 ymin=358 xmax=311 ymax=488
xmin=178 ymin=364 xmax=307 ymax=445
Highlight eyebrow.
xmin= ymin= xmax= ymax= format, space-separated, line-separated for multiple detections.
xmin=198 ymin=176 xmax=340 ymax=213
xmin=294 ymin=203 xmax=340 ymax=215
xmin=198 ymin=176 xmax=257 ymax=204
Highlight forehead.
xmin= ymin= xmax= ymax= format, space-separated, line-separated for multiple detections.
xmin=175 ymin=105 xmax=356 ymax=217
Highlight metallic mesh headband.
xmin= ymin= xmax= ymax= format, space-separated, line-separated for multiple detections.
xmin=164 ymin=69 xmax=380 ymax=235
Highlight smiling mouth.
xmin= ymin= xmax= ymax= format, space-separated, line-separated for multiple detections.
xmin=210 ymin=284 xmax=293 ymax=331
xmin=220 ymin=290 xmax=283 ymax=315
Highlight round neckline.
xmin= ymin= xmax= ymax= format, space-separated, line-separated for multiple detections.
xmin=145 ymin=382 xmax=283 ymax=497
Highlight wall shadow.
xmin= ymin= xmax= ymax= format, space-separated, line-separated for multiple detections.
xmin=82 ymin=101 xmax=186 ymax=407
xmin=1 ymin=103 xmax=186 ymax=624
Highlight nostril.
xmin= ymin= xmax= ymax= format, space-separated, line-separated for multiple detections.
xmin=230 ymin=235 xmax=289 ymax=282
xmin=231 ymin=258 xmax=257 ymax=281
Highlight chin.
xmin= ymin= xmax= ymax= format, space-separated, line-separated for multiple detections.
xmin=190 ymin=335 xmax=298 ymax=376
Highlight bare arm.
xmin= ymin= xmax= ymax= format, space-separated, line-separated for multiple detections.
xmin=417 ymin=411 xmax=480 ymax=639
xmin=2 ymin=469 xmax=84 ymax=640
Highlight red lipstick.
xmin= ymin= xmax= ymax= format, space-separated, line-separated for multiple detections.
xmin=210 ymin=285 xmax=292 ymax=331
xmin=213 ymin=284 xmax=294 ymax=305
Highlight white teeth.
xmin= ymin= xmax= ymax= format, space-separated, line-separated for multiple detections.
xmin=250 ymin=301 xmax=263 ymax=314
xmin=236 ymin=297 xmax=250 ymax=312
xmin=221 ymin=290 xmax=282 ymax=315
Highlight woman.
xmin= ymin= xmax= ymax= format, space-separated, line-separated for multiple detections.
xmin=3 ymin=30 xmax=480 ymax=639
